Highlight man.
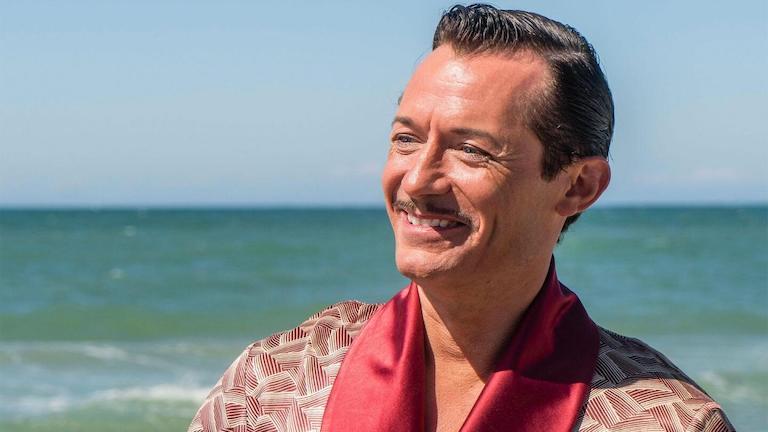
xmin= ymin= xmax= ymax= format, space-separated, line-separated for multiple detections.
xmin=189 ymin=5 xmax=733 ymax=431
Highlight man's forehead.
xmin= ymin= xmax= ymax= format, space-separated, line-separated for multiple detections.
xmin=394 ymin=46 xmax=551 ymax=126
xmin=413 ymin=46 xmax=547 ymax=87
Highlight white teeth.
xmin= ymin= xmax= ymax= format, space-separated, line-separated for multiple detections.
xmin=406 ymin=213 xmax=458 ymax=228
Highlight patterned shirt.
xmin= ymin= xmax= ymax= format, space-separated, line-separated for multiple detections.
xmin=189 ymin=300 xmax=733 ymax=432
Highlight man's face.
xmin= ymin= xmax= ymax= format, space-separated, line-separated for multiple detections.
xmin=382 ymin=45 xmax=570 ymax=285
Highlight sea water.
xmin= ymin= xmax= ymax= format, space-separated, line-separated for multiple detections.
xmin=0 ymin=207 xmax=765 ymax=431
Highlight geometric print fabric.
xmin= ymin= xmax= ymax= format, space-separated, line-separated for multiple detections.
xmin=579 ymin=329 xmax=733 ymax=432
xmin=188 ymin=301 xmax=734 ymax=432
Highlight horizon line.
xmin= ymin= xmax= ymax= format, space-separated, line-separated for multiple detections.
xmin=1 ymin=202 xmax=766 ymax=211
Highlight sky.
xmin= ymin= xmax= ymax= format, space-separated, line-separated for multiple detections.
xmin=1 ymin=0 xmax=766 ymax=207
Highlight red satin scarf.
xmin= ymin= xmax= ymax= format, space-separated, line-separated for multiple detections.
xmin=321 ymin=261 xmax=599 ymax=431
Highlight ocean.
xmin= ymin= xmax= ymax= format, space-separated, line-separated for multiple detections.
xmin=0 ymin=207 xmax=766 ymax=431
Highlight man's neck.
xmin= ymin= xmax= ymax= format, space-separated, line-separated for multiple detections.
xmin=416 ymin=255 xmax=552 ymax=380
xmin=416 ymin=256 xmax=553 ymax=432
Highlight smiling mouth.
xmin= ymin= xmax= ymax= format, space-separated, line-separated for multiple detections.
xmin=393 ymin=199 xmax=472 ymax=230
xmin=406 ymin=213 xmax=461 ymax=228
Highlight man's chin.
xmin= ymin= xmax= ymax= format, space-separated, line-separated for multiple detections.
xmin=395 ymin=252 xmax=455 ymax=282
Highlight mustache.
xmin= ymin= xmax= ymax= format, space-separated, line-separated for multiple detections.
xmin=393 ymin=199 xmax=473 ymax=226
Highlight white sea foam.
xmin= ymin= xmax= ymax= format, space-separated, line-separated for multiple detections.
xmin=2 ymin=384 xmax=208 ymax=418
xmin=81 ymin=343 xmax=130 ymax=361
xmin=109 ymin=267 xmax=125 ymax=279
xmin=10 ymin=395 xmax=73 ymax=415
xmin=79 ymin=343 xmax=164 ymax=367
xmin=699 ymin=370 xmax=765 ymax=403
xmin=50 ymin=342 xmax=181 ymax=369
xmin=93 ymin=384 xmax=209 ymax=403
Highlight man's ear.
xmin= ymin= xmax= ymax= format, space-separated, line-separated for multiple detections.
xmin=555 ymin=157 xmax=611 ymax=217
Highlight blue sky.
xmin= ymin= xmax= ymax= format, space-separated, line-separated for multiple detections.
xmin=1 ymin=0 xmax=766 ymax=206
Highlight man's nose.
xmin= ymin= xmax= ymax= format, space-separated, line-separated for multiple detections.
xmin=401 ymin=142 xmax=451 ymax=197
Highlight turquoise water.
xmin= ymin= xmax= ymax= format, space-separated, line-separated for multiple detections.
xmin=1 ymin=207 xmax=766 ymax=430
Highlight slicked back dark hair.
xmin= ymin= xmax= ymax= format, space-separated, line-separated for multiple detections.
xmin=433 ymin=4 xmax=614 ymax=235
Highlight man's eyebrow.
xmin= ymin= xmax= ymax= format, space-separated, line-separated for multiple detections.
xmin=451 ymin=127 xmax=502 ymax=149
xmin=390 ymin=119 xmax=502 ymax=149
xmin=391 ymin=116 xmax=416 ymax=128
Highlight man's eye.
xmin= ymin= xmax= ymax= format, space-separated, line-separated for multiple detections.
xmin=459 ymin=144 xmax=490 ymax=161
xmin=392 ymin=134 xmax=419 ymax=151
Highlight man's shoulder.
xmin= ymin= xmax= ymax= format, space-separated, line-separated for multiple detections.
xmin=188 ymin=300 xmax=382 ymax=432
xmin=248 ymin=299 xmax=382 ymax=358
xmin=592 ymin=326 xmax=696 ymax=386
xmin=578 ymin=326 xmax=734 ymax=432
